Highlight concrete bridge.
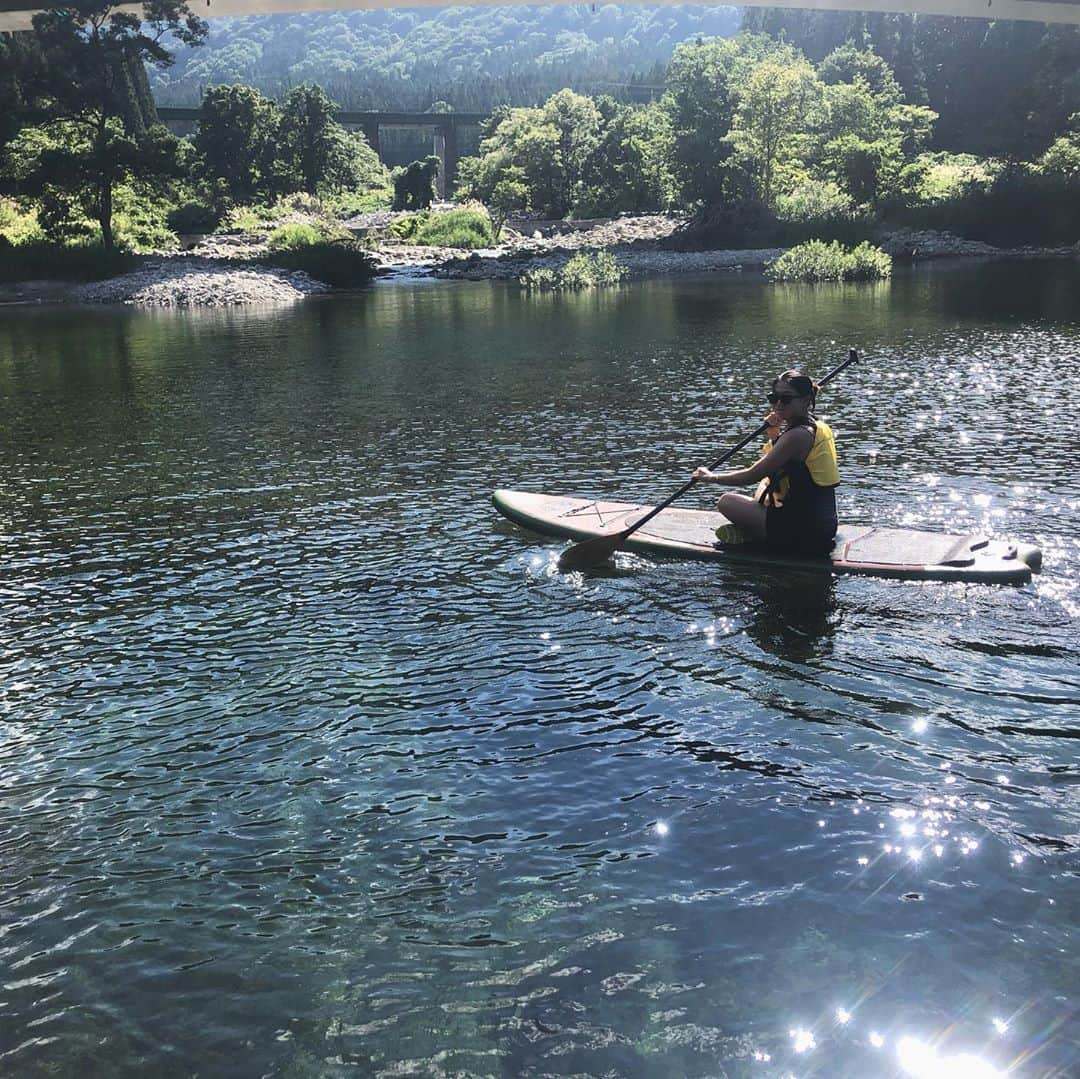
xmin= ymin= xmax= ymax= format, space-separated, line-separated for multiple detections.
xmin=156 ymin=106 xmax=486 ymax=195
xmin=156 ymin=106 xmax=486 ymax=194
xmin=2 ymin=0 xmax=1079 ymax=30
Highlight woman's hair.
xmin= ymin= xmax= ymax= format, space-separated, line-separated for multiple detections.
xmin=773 ymin=369 xmax=819 ymax=404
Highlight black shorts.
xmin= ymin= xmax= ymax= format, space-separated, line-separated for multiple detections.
xmin=765 ymin=504 xmax=837 ymax=556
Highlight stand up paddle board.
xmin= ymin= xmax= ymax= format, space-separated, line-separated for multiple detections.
xmin=493 ymin=489 xmax=1042 ymax=584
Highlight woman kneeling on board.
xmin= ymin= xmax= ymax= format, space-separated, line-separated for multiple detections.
xmin=691 ymin=370 xmax=839 ymax=555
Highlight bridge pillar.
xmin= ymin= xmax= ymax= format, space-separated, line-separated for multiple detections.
xmin=444 ymin=123 xmax=459 ymax=198
xmin=433 ymin=129 xmax=447 ymax=199
xmin=359 ymin=121 xmax=381 ymax=159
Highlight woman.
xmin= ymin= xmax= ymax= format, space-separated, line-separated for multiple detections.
xmin=691 ymin=370 xmax=839 ymax=555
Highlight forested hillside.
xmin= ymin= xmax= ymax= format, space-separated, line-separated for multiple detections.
xmin=743 ymin=9 xmax=1080 ymax=157
xmin=151 ymin=5 xmax=742 ymax=109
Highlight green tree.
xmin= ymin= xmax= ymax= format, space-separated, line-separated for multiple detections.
xmin=195 ymin=84 xmax=278 ymax=202
xmin=662 ymin=33 xmax=776 ymax=205
xmin=487 ymin=173 xmax=530 ymax=238
xmin=730 ymin=54 xmax=822 ymax=208
xmin=540 ymin=89 xmax=601 ymax=216
xmin=275 ymin=83 xmax=383 ymax=196
xmin=1041 ymin=114 xmax=1080 ymax=179
xmin=580 ymin=98 xmax=674 ymax=215
xmin=24 ymin=0 xmax=206 ymax=250
xmin=812 ymin=49 xmax=936 ymax=208
xmin=454 ymin=102 xmax=563 ymax=217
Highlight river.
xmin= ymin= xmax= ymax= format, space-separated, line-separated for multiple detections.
xmin=0 ymin=260 xmax=1076 ymax=1077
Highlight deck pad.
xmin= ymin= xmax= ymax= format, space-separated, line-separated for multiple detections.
xmin=493 ymin=489 xmax=1041 ymax=584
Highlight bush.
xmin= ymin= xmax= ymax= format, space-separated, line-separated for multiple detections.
xmin=389 ymin=212 xmax=426 ymax=240
xmin=166 ymin=201 xmax=224 ymax=234
xmin=111 ymin=186 xmax=178 ymax=253
xmin=411 ymin=207 xmax=495 ymax=248
xmin=324 ymin=187 xmax=394 ymax=216
xmin=765 ymin=239 xmax=891 ymax=282
xmin=0 ymin=239 xmax=139 ymax=283
xmin=885 ymin=166 xmax=1080 ymax=246
xmin=775 ymin=180 xmax=853 ymax=221
xmin=267 ymin=222 xmax=324 ymax=251
xmin=520 ymin=250 xmax=628 ymax=290
xmin=0 ymin=199 xmax=42 ymax=245
xmin=909 ymin=152 xmax=999 ymax=204
xmin=260 ymin=240 xmax=377 ymax=288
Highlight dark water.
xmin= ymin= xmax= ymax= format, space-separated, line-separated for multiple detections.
xmin=0 ymin=261 xmax=1076 ymax=1078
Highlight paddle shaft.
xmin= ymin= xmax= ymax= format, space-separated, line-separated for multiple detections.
xmin=612 ymin=348 xmax=860 ymax=543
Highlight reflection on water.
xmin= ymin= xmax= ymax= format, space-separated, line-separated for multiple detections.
xmin=0 ymin=260 xmax=1076 ymax=1076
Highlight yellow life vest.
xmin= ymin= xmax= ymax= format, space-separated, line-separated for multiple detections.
xmin=759 ymin=420 xmax=840 ymax=504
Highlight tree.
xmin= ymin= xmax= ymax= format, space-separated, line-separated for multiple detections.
xmin=454 ymin=105 xmax=562 ymax=218
xmin=195 ymin=84 xmax=278 ymax=203
xmin=662 ymin=33 xmax=777 ymax=206
xmin=275 ymin=83 xmax=382 ymax=196
xmin=811 ymin=50 xmax=936 ymax=208
xmin=486 ymin=173 xmax=530 ymax=238
xmin=731 ymin=55 xmax=822 ymax=208
xmin=580 ymin=98 xmax=674 ymax=215
xmin=540 ymin=89 xmax=601 ymax=217
xmin=25 ymin=0 xmax=207 ymax=249
xmin=1041 ymin=114 xmax=1080 ymax=180
xmin=392 ymin=157 xmax=439 ymax=210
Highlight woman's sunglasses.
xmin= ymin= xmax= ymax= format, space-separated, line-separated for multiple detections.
xmin=767 ymin=392 xmax=801 ymax=406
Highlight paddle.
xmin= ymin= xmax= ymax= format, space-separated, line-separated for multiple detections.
xmin=557 ymin=348 xmax=861 ymax=572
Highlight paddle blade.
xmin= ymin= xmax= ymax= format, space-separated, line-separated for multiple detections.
xmin=557 ymin=533 xmax=624 ymax=572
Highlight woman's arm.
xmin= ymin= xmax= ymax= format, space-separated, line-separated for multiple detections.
xmin=692 ymin=427 xmax=813 ymax=486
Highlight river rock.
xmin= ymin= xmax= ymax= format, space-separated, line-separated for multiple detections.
xmin=70 ymin=257 xmax=332 ymax=306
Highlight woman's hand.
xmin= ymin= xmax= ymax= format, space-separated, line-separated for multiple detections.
xmin=764 ymin=410 xmax=782 ymax=440
xmin=692 ymin=466 xmax=717 ymax=484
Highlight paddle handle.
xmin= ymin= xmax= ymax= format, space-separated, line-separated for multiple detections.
xmin=616 ymin=348 xmax=860 ymax=541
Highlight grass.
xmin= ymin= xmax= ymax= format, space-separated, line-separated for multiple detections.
xmin=765 ymin=240 xmax=892 ymax=282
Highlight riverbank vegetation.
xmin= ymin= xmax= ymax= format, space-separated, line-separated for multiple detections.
xmin=765 ymin=240 xmax=892 ymax=282
xmin=390 ymin=206 xmax=495 ymax=249
xmin=0 ymin=3 xmax=1077 ymax=287
xmin=519 ymin=251 xmax=628 ymax=291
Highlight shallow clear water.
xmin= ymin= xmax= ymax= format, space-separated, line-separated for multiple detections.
xmin=0 ymin=261 xmax=1077 ymax=1078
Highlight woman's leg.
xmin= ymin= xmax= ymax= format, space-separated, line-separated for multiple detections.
xmin=717 ymin=492 xmax=767 ymax=540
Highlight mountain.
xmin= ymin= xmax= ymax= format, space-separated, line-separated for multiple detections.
xmin=151 ymin=4 xmax=742 ymax=109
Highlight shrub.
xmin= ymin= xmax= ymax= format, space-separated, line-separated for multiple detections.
xmin=389 ymin=212 xmax=426 ymax=240
xmin=111 ymin=187 xmax=178 ymax=253
xmin=520 ymin=250 xmax=628 ymax=290
xmin=0 ymin=239 xmax=139 ymax=283
xmin=775 ymin=180 xmax=853 ymax=221
xmin=267 ymin=222 xmax=324 ymax=251
xmin=410 ymin=207 xmax=495 ymax=249
xmin=765 ymin=239 xmax=891 ymax=282
xmin=848 ymin=241 xmax=893 ymax=278
xmin=910 ymin=152 xmax=999 ymax=204
xmin=260 ymin=240 xmax=377 ymax=288
xmin=885 ymin=166 xmax=1080 ymax=246
xmin=166 ymin=201 xmax=224 ymax=234
xmin=0 ymin=199 xmax=42 ymax=245
xmin=324 ymin=187 xmax=394 ymax=216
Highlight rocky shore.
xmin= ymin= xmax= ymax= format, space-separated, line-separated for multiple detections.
xmin=70 ymin=257 xmax=332 ymax=306
xmin=2 ymin=213 xmax=1076 ymax=307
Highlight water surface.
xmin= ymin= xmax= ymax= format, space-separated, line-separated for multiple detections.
xmin=0 ymin=261 xmax=1077 ymax=1077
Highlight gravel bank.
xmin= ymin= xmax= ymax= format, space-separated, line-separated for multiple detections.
xmin=374 ymin=214 xmax=1078 ymax=282
xmin=4 ymin=214 xmax=1076 ymax=306
xmin=70 ymin=257 xmax=332 ymax=305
